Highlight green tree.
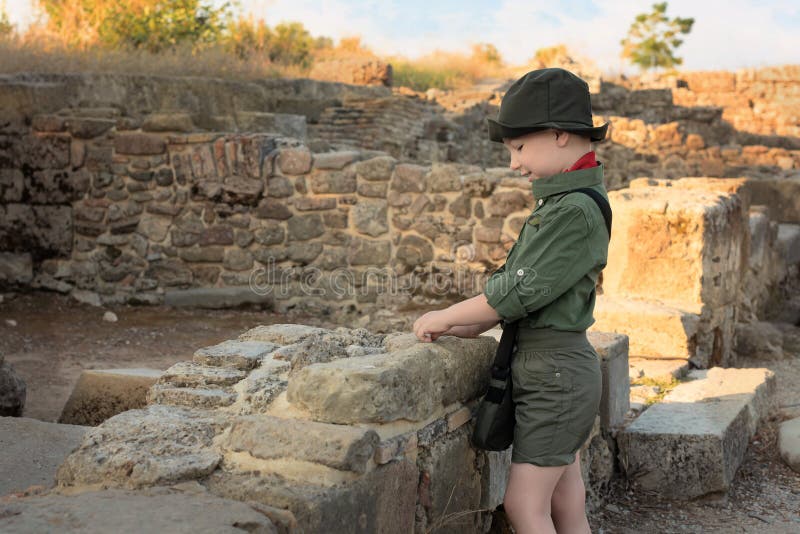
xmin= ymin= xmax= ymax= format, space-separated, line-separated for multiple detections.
xmin=0 ymin=1 xmax=13 ymax=37
xmin=620 ymin=2 xmax=694 ymax=71
xmin=99 ymin=0 xmax=233 ymax=52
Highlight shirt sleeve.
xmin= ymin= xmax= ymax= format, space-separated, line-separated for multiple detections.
xmin=483 ymin=202 xmax=593 ymax=322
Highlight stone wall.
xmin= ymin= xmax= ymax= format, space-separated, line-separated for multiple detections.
xmin=624 ymin=65 xmax=800 ymax=140
xmin=52 ymin=323 xmax=626 ymax=532
xmin=0 ymin=112 xmax=536 ymax=313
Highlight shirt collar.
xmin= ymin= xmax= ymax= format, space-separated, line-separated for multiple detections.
xmin=531 ymin=154 xmax=603 ymax=199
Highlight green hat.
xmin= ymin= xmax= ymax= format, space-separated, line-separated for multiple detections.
xmin=488 ymin=68 xmax=609 ymax=143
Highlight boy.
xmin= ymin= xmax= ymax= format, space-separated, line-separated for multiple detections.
xmin=413 ymin=68 xmax=610 ymax=534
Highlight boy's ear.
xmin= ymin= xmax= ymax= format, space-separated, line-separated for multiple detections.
xmin=554 ymin=129 xmax=570 ymax=147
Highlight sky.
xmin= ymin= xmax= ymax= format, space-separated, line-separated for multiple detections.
xmin=5 ymin=0 xmax=799 ymax=73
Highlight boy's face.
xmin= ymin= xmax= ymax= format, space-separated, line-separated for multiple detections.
xmin=502 ymin=129 xmax=570 ymax=182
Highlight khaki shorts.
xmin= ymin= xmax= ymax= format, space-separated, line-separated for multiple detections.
xmin=510 ymin=329 xmax=602 ymax=467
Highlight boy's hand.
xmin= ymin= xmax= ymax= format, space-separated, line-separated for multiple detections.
xmin=413 ymin=310 xmax=452 ymax=342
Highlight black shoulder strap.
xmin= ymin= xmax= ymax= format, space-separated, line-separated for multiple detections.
xmin=567 ymin=187 xmax=612 ymax=241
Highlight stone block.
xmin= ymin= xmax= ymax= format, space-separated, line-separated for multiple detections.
xmin=204 ymin=459 xmax=417 ymax=534
xmin=114 ymin=133 xmax=166 ymax=155
xmin=159 ymin=362 xmax=246 ymax=388
xmin=591 ymin=295 xmax=699 ymax=359
xmin=223 ymin=415 xmax=380 ymax=474
xmin=59 ymin=368 xmax=162 ymax=426
xmin=193 ymin=340 xmax=280 ymax=370
xmin=587 ymin=331 xmax=630 ymax=430
xmin=56 ymin=405 xmax=225 ymax=489
xmin=618 ymin=367 xmax=776 ymax=499
xmin=286 ymin=336 xmax=496 ymax=424
xmin=0 ymin=361 xmax=26 ymax=417
xmin=628 ymin=357 xmax=689 ymax=382
xmin=605 ymin=181 xmax=747 ymax=310
xmin=148 ymin=385 xmax=237 ymax=409
xmin=238 ymin=324 xmax=328 ymax=345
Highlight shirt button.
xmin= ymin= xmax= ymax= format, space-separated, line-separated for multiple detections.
xmin=516 ymin=268 xmax=524 ymax=276
xmin=555 ymin=372 xmax=561 ymax=377
xmin=537 ymin=199 xmax=543 ymax=206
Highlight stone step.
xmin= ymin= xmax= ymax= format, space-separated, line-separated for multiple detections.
xmin=591 ymin=294 xmax=699 ymax=360
xmin=159 ymin=362 xmax=246 ymax=388
xmin=628 ymin=357 xmax=689 ymax=382
xmin=59 ymin=368 xmax=162 ymax=426
xmin=148 ymin=385 xmax=237 ymax=409
xmin=618 ymin=367 xmax=777 ymax=500
xmin=193 ymin=340 xmax=279 ymax=370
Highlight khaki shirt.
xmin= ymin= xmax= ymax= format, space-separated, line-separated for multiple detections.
xmin=483 ymin=163 xmax=610 ymax=330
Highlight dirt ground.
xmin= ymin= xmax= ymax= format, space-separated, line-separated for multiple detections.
xmin=1 ymin=291 xmax=799 ymax=533
xmin=0 ymin=291 xmax=341 ymax=421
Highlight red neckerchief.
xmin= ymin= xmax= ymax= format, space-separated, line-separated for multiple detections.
xmin=564 ymin=151 xmax=598 ymax=172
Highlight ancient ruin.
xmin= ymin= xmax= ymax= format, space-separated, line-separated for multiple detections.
xmin=2 ymin=65 xmax=800 ymax=532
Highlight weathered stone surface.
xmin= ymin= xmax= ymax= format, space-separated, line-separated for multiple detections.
xmin=605 ymin=181 xmax=747 ymax=311
xmin=224 ymin=415 xmax=380 ymax=474
xmin=194 ymin=340 xmax=279 ymax=370
xmin=223 ymin=249 xmax=254 ymax=271
xmin=142 ymin=112 xmax=196 ymax=132
xmin=591 ymin=295 xmax=700 ymax=360
xmin=0 ymin=204 xmax=73 ymax=258
xmin=59 ymin=368 xmax=162 ymax=426
xmin=312 ymin=150 xmax=359 ymax=170
xmin=148 ymin=385 xmax=237 ymax=409
xmin=354 ymin=156 xmax=395 ymax=181
xmin=159 ymin=362 xmax=246 ymax=388
xmin=114 ymin=133 xmax=166 ymax=155
xmin=587 ymin=331 xmax=630 ymax=430
xmin=0 ymin=361 xmax=26 ymax=417
xmin=417 ymin=427 xmax=482 ymax=533
xmin=236 ymin=111 xmax=306 ymax=140
xmin=396 ymin=234 xmax=433 ymax=267
xmin=56 ymin=405 xmax=225 ymax=489
xmin=779 ymin=416 xmax=800 ymax=473
xmin=427 ymin=163 xmax=462 ymax=192
xmin=618 ymin=367 xmax=776 ymax=499
xmin=205 ymin=459 xmax=417 ymax=534
xmin=164 ymin=287 xmax=273 ymax=309
xmin=0 ymin=252 xmax=33 ymax=286
xmin=137 ymin=213 xmax=171 ymax=242
xmin=352 ymin=200 xmax=388 ymax=237
xmin=309 ymin=169 xmax=356 ymax=194
xmin=65 ymin=117 xmax=115 ymax=139
xmin=286 ymin=213 xmax=324 ymax=241
xmin=232 ymin=359 xmax=290 ymax=414
xmin=0 ymin=417 xmax=87 ymax=496
xmin=222 ymin=175 xmax=264 ymax=205
xmin=391 ymin=163 xmax=427 ymax=193
xmin=238 ymin=324 xmax=328 ymax=345
xmin=628 ymin=357 xmax=689 ymax=382
xmin=348 ymin=237 xmax=391 ymax=265
xmin=277 ymin=146 xmax=312 ymax=175
xmin=287 ymin=336 xmax=496 ymax=424
xmin=0 ymin=489 xmax=278 ymax=533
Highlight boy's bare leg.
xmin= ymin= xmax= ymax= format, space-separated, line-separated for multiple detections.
xmin=503 ymin=461 xmax=567 ymax=534
xmin=551 ymin=450 xmax=591 ymax=533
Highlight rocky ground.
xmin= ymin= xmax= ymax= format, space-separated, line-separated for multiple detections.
xmin=1 ymin=290 xmax=799 ymax=532
xmin=587 ymin=354 xmax=800 ymax=533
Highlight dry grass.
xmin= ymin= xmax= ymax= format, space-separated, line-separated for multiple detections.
xmin=0 ymin=33 xmax=308 ymax=80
